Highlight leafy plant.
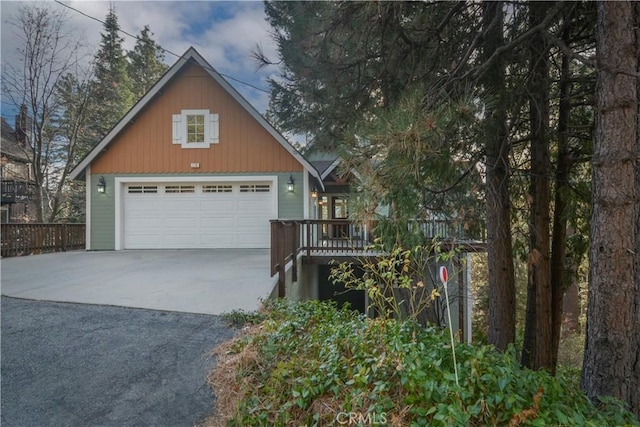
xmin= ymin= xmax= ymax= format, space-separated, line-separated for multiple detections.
xmin=207 ymin=300 xmax=639 ymax=426
xmin=329 ymin=239 xmax=459 ymax=328
xmin=221 ymin=309 xmax=266 ymax=328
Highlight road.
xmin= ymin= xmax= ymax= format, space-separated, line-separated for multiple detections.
xmin=1 ymin=296 xmax=235 ymax=427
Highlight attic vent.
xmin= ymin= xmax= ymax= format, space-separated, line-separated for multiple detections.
xmin=203 ymin=185 xmax=233 ymax=193
xmin=165 ymin=185 xmax=195 ymax=193
xmin=240 ymin=184 xmax=270 ymax=193
xmin=128 ymin=186 xmax=158 ymax=194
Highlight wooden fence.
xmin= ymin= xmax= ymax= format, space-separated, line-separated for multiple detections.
xmin=1 ymin=223 xmax=85 ymax=257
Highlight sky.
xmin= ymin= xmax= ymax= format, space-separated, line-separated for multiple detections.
xmin=0 ymin=1 xmax=279 ymax=122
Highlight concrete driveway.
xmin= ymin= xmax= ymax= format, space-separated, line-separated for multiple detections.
xmin=1 ymin=249 xmax=276 ymax=315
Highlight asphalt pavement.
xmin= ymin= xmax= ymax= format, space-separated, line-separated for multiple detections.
xmin=1 ymin=296 xmax=236 ymax=427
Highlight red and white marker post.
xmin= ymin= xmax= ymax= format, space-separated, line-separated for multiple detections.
xmin=440 ymin=266 xmax=459 ymax=386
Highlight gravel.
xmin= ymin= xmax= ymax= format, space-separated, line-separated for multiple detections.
xmin=1 ymin=296 xmax=236 ymax=427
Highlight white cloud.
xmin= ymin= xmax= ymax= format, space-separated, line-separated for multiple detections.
xmin=1 ymin=1 xmax=278 ymax=114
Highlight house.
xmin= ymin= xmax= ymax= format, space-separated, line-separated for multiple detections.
xmin=283 ymin=151 xmax=481 ymax=341
xmin=70 ymin=47 xmax=323 ymax=250
xmin=70 ymin=47 xmax=481 ymax=341
xmin=1 ymin=113 xmax=37 ymax=223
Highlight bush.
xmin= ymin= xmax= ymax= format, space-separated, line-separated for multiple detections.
xmin=221 ymin=308 xmax=266 ymax=328
xmin=208 ymin=300 xmax=638 ymax=426
xmin=329 ymin=240 xmax=451 ymax=327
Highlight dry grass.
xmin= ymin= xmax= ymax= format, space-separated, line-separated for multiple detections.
xmin=199 ymin=325 xmax=263 ymax=427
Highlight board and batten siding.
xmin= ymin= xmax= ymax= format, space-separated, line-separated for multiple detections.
xmin=278 ymin=172 xmax=304 ymax=219
xmin=91 ymin=62 xmax=303 ymax=175
xmin=89 ymin=173 xmax=303 ymax=250
xmin=91 ymin=175 xmax=116 ymax=250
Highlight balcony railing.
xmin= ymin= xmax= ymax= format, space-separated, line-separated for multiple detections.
xmin=1 ymin=180 xmax=34 ymax=204
xmin=270 ymin=219 xmax=485 ymax=297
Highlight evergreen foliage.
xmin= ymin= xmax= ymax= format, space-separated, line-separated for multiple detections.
xmin=89 ymin=4 xmax=134 ymax=139
xmin=260 ymin=0 xmax=606 ymax=377
xmin=128 ymin=25 xmax=168 ymax=100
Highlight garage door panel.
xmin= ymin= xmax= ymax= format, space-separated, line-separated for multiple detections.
xmin=125 ymin=235 xmax=163 ymax=248
xmin=199 ymin=233 xmax=237 ymax=248
xmin=163 ymin=201 xmax=200 ymax=214
xmin=162 ymin=225 xmax=200 ymax=235
xmin=237 ymin=217 xmax=268 ymax=227
xmin=124 ymin=181 xmax=274 ymax=249
xmin=238 ymin=199 xmax=270 ymax=209
xmin=200 ymin=217 xmax=237 ymax=229
xmin=238 ymin=233 xmax=268 ymax=247
xmin=200 ymin=200 xmax=237 ymax=212
xmin=163 ymin=233 xmax=201 ymax=247
xmin=199 ymin=212 xmax=237 ymax=221
xmin=126 ymin=214 xmax=163 ymax=226
xmin=125 ymin=199 xmax=163 ymax=213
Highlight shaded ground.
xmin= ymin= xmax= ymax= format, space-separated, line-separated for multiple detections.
xmin=1 ymin=296 xmax=235 ymax=427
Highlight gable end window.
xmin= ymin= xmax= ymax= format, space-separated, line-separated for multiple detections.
xmin=172 ymin=109 xmax=219 ymax=149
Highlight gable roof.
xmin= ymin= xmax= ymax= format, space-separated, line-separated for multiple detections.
xmin=70 ymin=47 xmax=322 ymax=186
xmin=1 ymin=118 xmax=31 ymax=163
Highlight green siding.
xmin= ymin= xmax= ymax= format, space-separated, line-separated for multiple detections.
xmin=91 ymin=174 xmax=116 ymax=250
xmin=278 ymin=172 xmax=304 ymax=219
xmin=89 ymin=172 xmax=304 ymax=250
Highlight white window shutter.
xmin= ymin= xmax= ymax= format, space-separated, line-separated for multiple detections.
xmin=209 ymin=113 xmax=219 ymax=144
xmin=172 ymin=114 xmax=182 ymax=144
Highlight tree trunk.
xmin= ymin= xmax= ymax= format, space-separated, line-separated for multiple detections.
xmin=549 ymin=24 xmax=574 ymax=371
xmin=633 ymin=2 xmax=640 ymax=417
xmin=561 ymin=233 xmax=581 ymax=336
xmin=483 ymin=1 xmax=516 ymax=351
xmin=581 ymin=0 xmax=639 ymax=417
xmin=562 ymin=279 xmax=580 ymax=335
xmin=522 ymin=0 xmax=553 ymax=372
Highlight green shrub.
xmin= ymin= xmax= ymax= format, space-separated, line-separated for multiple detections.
xmin=329 ymin=239 xmax=459 ymax=328
xmin=213 ymin=300 xmax=638 ymax=426
xmin=221 ymin=308 xmax=266 ymax=328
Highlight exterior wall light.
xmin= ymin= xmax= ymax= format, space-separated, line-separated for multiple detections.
xmin=287 ymin=175 xmax=295 ymax=192
xmin=311 ymin=186 xmax=318 ymax=199
xmin=97 ymin=176 xmax=106 ymax=194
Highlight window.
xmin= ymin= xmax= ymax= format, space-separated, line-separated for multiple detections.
xmin=332 ymin=196 xmax=349 ymax=219
xmin=240 ymin=184 xmax=270 ymax=193
xmin=186 ymin=115 xmax=205 ymax=143
xmin=128 ymin=186 xmax=158 ymax=194
xmin=172 ymin=109 xmax=219 ymax=149
xmin=203 ymin=185 xmax=232 ymax=193
xmin=165 ymin=185 xmax=195 ymax=193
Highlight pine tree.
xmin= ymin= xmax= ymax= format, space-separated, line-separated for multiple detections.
xmin=128 ymin=25 xmax=168 ymax=100
xmin=582 ymin=0 xmax=639 ymax=417
xmin=89 ymin=4 xmax=134 ymax=140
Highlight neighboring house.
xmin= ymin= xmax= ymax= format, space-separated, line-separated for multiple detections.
xmin=70 ymin=47 xmax=480 ymax=341
xmin=1 ymin=115 xmax=36 ymax=223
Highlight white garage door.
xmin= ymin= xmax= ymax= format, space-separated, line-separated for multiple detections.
xmin=123 ymin=182 xmax=275 ymax=249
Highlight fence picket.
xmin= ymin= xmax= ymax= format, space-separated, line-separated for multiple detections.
xmin=1 ymin=224 xmax=85 ymax=257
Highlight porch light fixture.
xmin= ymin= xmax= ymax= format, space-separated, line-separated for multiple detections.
xmin=287 ymin=175 xmax=295 ymax=192
xmin=311 ymin=186 xmax=318 ymax=199
xmin=97 ymin=176 xmax=106 ymax=194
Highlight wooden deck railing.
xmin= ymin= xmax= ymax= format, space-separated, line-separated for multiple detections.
xmin=270 ymin=220 xmax=302 ymax=297
xmin=270 ymin=219 xmax=485 ymax=296
xmin=1 ymin=223 xmax=85 ymax=257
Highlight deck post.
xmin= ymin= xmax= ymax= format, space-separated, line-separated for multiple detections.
xmin=278 ymin=263 xmax=286 ymax=298
xmin=291 ymin=222 xmax=298 ymax=282
xmin=306 ymin=221 xmax=311 ymax=257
